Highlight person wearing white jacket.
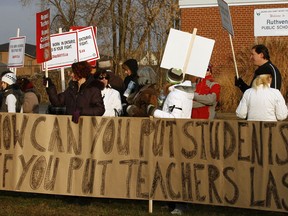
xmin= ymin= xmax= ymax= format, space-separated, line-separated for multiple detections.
xmin=147 ymin=68 xmax=195 ymax=119
xmin=236 ymin=74 xmax=288 ymax=121
xmin=98 ymin=70 xmax=123 ymax=116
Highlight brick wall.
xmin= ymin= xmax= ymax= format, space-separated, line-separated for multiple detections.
xmin=180 ymin=4 xmax=288 ymax=68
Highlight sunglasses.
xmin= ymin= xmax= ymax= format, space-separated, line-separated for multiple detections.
xmin=98 ymin=76 xmax=108 ymax=80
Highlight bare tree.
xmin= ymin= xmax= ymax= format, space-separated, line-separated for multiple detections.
xmin=21 ymin=0 xmax=180 ymax=83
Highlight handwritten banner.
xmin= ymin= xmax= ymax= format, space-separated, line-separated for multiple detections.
xmin=0 ymin=113 xmax=287 ymax=213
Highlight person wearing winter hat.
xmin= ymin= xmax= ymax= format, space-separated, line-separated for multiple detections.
xmin=0 ymin=71 xmax=24 ymax=113
xmin=122 ymin=58 xmax=139 ymax=93
xmin=166 ymin=68 xmax=184 ymax=84
xmin=147 ymin=69 xmax=195 ymax=119
xmin=122 ymin=58 xmax=139 ymax=115
xmin=17 ymin=78 xmax=41 ymax=113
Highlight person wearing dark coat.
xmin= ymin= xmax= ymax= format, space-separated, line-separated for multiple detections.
xmin=122 ymin=58 xmax=139 ymax=115
xmin=44 ymin=61 xmax=105 ymax=123
xmin=235 ymin=44 xmax=282 ymax=93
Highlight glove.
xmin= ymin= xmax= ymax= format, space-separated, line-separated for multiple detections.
xmin=234 ymin=76 xmax=245 ymax=87
xmin=72 ymin=110 xmax=81 ymax=123
xmin=147 ymin=104 xmax=156 ymax=116
xmin=43 ymin=76 xmax=54 ymax=87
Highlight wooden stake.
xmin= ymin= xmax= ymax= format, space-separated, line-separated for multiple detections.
xmin=229 ymin=34 xmax=239 ymax=78
xmin=182 ymin=28 xmax=197 ymax=77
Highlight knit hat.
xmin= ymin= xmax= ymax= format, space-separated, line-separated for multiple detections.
xmin=123 ymin=59 xmax=138 ymax=75
xmin=166 ymin=68 xmax=183 ymax=84
xmin=98 ymin=60 xmax=112 ymax=69
xmin=1 ymin=72 xmax=17 ymax=85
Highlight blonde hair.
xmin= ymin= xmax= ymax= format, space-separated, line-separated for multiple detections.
xmin=252 ymin=74 xmax=272 ymax=88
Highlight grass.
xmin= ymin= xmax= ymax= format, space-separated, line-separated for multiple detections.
xmin=0 ymin=190 xmax=287 ymax=216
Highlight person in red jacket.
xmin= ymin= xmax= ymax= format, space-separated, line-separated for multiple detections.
xmin=191 ymin=63 xmax=220 ymax=119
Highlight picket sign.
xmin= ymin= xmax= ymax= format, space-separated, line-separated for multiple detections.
xmin=217 ymin=0 xmax=239 ymax=78
xmin=160 ymin=28 xmax=214 ymax=78
xmin=8 ymin=28 xmax=24 ymax=74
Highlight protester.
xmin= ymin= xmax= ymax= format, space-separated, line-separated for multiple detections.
xmin=0 ymin=71 xmax=24 ymax=113
xmin=146 ymin=68 xmax=195 ymax=119
xmin=44 ymin=61 xmax=105 ymax=123
xmin=94 ymin=59 xmax=125 ymax=97
xmin=236 ymin=74 xmax=288 ymax=121
xmin=235 ymin=44 xmax=281 ymax=93
xmin=0 ymin=70 xmax=15 ymax=107
xmin=17 ymin=77 xmax=41 ymax=113
xmin=191 ymin=63 xmax=220 ymax=119
xmin=98 ymin=70 xmax=123 ymax=116
xmin=126 ymin=66 xmax=158 ymax=117
xmin=122 ymin=58 xmax=139 ymax=92
xmin=122 ymin=58 xmax=139 ymax=115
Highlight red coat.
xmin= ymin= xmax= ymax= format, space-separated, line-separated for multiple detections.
xmin=191 ymin=75 xmax=220 ymax=119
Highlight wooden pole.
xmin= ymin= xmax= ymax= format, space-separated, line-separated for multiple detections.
xmin=59 ymin=28 xmax=66 ymax=92
xmin=182 ymin=28 xmax=197 ymax=77
xmin=149 ymin=199 xmax=153 ymax=213
xmin=229 ymin=34 xmax=239 ymax=78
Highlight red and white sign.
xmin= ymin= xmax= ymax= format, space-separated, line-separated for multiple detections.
xmin=36 ymin=9 xmax=52 ymax=63
xmin=8 ymin=36 xmax=26 ymax=68
xmin=44 ymin=26 xmax=100 ymax=70
xmin=77 ymin=26 xmax=100 ymax=62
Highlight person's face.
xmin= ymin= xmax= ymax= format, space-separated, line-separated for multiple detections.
xmin=123 ymin=66 xmax=132 ymax=76
xmin=98 ymin=74 xmax=109 ymax=87
xmin=68 ymin=71 xmax=79 ymax=81
xmin=205 ymin=68 xmax=212 ymax=77
xmin=1 ymin=81 xmax=8 ymax=90
xmin=91 ymin=67 xmax=96 ymax=75
xmin=250 ymin=49 xmax=264 ymax=66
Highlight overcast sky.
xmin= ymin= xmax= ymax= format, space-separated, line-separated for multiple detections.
xmin=0 ymin=0 xmax=40 ymax=45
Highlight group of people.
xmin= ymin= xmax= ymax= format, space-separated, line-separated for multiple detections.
xmin=0 ymin=71 xmax=40 ymax=113
xmin=1 ymin=44 xmax=285 ymax=126
xmin=0 ymin=44 xmax=286 ymax=215
xmin=41 ymin=56 xmax=221 ymax=124
xmin=235 ymin=44 xmax=287 ymax=121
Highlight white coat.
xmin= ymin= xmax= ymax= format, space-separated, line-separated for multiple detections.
xmin=153 ymin=80 xmax=194 ymax=119
xmin=236 ymin=85 xmax=288 ymax=121
xmin=101 ymin=87 xmax=123 ymax=116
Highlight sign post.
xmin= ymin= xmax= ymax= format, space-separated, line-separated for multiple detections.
xmin=217 ymin=0 xmax=239 ymax=78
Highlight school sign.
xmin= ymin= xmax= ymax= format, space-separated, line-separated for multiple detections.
xmin=0 ymin=113 xmax=287 ymax=213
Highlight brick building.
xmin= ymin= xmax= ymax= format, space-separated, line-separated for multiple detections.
xmin=0 ymin=43 xmax=41 ymax=76
xmin=179 ymin=0 xmax=288 ymax=68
